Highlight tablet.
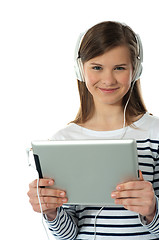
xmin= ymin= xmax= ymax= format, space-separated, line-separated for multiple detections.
xmin=31 ymin=139 xmax=139 ymax=205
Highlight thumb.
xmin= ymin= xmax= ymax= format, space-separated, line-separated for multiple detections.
xmin=139 ymin=170 xmax=144 ymax=181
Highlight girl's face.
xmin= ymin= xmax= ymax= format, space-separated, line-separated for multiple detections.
xmin=83 ymin=45 xmax=133 ymax=108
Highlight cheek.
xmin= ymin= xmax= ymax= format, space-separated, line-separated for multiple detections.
xmin=119 ymin=71 xmax=132 ymax=88
xmin=84 ymin=72 xmax=98 ymax=88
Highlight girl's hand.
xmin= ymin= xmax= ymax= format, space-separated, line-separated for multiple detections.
xmin=111 ymin=170 xmax=156 ymax=223
xmin=27 ymin=178 xmax=68 ymax=221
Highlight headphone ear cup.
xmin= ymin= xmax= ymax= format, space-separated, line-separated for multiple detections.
xmin=74 ymin=58 xmax=85 ymax=82
xmin=74 ymin=59 xmax=81 ymax=81
xmin=132 ymin=34 xmax=143 ymax=82
xmin=132 ymin=60 xmax=143 ymax=82
xmin=135 ymin=64 xmax=143 ymax=81
xmin=74 ymin=32 xmax=86 ymax=82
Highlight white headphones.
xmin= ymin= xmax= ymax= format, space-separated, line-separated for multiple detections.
xmin=74 ymin=24 xmax=143 ymax=83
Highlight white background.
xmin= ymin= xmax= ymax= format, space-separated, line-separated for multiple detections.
xmin=0 ymin=0 xmax=159 ymax=239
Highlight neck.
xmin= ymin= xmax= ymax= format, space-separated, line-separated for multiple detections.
xmin=82 ymin=103 xmax=125 ymax=131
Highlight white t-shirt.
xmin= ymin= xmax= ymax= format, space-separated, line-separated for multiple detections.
xmin=46 ymin=112 xmax=159 ymax=240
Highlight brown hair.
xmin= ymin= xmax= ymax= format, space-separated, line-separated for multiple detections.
xmin=72 ymin=21 xmax=147 ymax=125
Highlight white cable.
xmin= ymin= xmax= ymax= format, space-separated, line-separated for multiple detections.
xmin=26 ymin=148 xmax=50 ymax=240
xmin=93 ymin=81 xmax=136 ymax=239
xmin=27 ymin=81 xmax=136 ymax=240
xmin=93 ymin=206 xmax=105 ymax=240
xmin=123 ymin=80 xmax=136 ymax=129
xmin=37 ymin=176 xmax=50 ymax=240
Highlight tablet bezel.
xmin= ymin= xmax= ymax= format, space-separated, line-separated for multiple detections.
xmin=31 ymin=139 xmax=139 ymax=205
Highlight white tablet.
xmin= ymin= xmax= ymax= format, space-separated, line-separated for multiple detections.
xmin=31 ymin=139 xmax=139 ymax=205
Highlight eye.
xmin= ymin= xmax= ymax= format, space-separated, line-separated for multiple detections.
xmin=114 ymin=66 xmax=125 ymax=71
xmin=92 ymin=66 xmax=103 ymax=71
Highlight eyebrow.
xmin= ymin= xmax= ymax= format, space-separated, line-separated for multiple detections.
xmin=90 ymin=63 xmax=128 ymax=67
xmin=90 ymin=63 xmax=103 ymax=66
xmin=114 ymin=64 xmax=128 ymax=67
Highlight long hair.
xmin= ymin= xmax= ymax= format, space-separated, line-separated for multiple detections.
xmin=72 ymin=21 xmax=147 ymax=125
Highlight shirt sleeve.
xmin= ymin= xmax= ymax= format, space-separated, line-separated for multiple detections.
xmin=139 ymin=146 xmax=159 ymax=236
xmin=45 ymin=205 xmax=78 ymax=240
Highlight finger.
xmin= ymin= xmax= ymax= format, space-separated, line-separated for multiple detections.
xmin=139 ymin=170 xmax=144 ymax=181
xmin=116 ymin=180 xmax=150 ymax=191
xmin=115 ymin=197 xmax=143 ymax=206
xmin=122 ymin=203 xmax=155 ymax=217
xmin=39 ymin=187 xmax=66 ymax=198
xmin=111 ymin=189 xmax=145 ymax=199
xmin=30 ymin=196 xmax=68 ymax=205
xmin=28 ymin=187 xmax=66 ymax=198
xmin=123 ymin=205 xmax=144 ymax=214
xmin=32 ymin=202 xmax=59 ymax=213
xmin=31 ymin=199 xmax=68 ymax=213
xmin=29 ymin=178 xmax=54 ymax=188
xmin=112 ymin=188 xmax=154 ymax=200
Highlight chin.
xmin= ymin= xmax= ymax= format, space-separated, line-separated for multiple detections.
xmin=99 ymin=96 xmax=123 ymax=106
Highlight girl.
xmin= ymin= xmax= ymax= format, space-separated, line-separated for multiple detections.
xmin=28 ymin=21 xmax=159 ymax=239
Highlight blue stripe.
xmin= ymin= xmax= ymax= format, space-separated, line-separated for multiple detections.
xmin=78 ymin=215 xmax=138 ymax=221
xmin=78 ymin=223 xmax=143 ymax=228
xmin=76 ymin=206 xmax=126 ymax=214
xmin=138 ymin=147 xmax=158 ymax=153
xmin=137 ymin=139 xmax=159 ymax=144
xmin=139 ymin=162 xmax=155 ymax=167
xmin=79 ymin=231 xmax=150 ymax=236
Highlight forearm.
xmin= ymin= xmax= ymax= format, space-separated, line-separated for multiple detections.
xmin=45 ymin=206 xmax=78 ymax=240
xmin=145 ymin=205 xmax=156 ymax=224
xmin=140 ymin=196 xmax=159 ymax=236
xmin=44 ymin=209 xmax=58 ymax=221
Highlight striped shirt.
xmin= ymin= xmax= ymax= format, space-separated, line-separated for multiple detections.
xmin=46 ymin=113 xmax=159 ymax=239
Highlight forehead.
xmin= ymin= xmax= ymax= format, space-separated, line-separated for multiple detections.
xmin=86 ymin=45 xmax=131 ymax=65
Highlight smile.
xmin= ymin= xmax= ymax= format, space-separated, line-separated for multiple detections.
xmin=98 ymin=87 xmax=119 ymax=93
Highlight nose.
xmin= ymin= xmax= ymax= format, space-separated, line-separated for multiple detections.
xmin=101 ymin=70 xmax=117 ymax=86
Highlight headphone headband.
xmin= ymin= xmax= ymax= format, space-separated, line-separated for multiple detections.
xmin=74 ymin=23 xmax=143 ymax=83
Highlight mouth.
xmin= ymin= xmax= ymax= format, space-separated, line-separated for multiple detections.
xmin=98 ymin=87 xmax=120 ymax=93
